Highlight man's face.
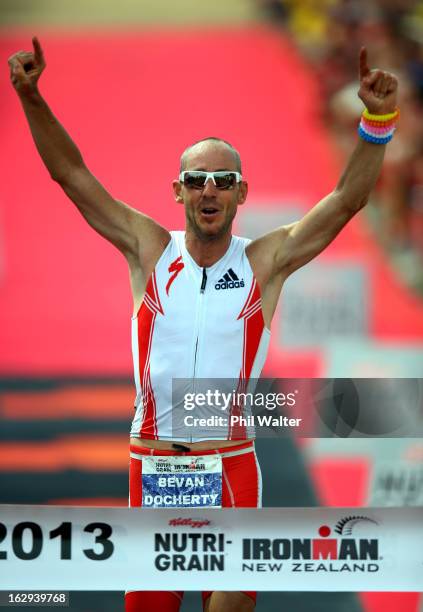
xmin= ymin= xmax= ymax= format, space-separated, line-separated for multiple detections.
xmin=173 ymin=142 xmax=248 ymax=240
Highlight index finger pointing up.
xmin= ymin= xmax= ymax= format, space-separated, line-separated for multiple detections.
xmin=359 ymin=46 xmax=370 ymax=81
xmin=32 ymin=36 xmax=44 ymax=61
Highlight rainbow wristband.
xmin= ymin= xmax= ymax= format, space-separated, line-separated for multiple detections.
xmin=358 ymin=107 xmax=399 ymax=144
xmin=358 ymin=125 xmax=394 ymax=144
xmin=362 ymin=108 xmax=399 ymax=122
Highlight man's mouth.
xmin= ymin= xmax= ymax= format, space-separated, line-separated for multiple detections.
xmin=200 ymin=207 xmax=219 ymax=216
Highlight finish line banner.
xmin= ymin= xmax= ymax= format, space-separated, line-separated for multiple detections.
xmin=0 ymin=506 xmax=422 ymax=591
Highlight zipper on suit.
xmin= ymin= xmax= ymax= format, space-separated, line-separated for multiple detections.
xmin=193 ymin=268 xmax=208 ymax=379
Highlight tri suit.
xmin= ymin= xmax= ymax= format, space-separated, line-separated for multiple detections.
xmin=126 ymin=231 xmax=270 ymax=611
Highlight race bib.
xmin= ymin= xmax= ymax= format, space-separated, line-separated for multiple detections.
xmin=142 ymin=454 xmax=222 ymax=508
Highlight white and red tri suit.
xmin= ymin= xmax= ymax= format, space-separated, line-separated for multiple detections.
xmin=127 ymin=231 xmax=269 ymax=609
xmin=130 ymin=231 xmax=271 ymax=441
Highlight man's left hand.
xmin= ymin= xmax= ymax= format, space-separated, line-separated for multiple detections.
xmin=358 ymin=47 xmax=398 ymax=114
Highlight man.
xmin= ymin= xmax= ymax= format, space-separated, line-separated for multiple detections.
xmin=8 ymin=37 xmax=398 ymax=612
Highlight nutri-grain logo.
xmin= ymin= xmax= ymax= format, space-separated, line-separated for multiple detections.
xmin=154 ymin=529 xmax=226 ymax=571
xmin=168 ymin=518 xmax=211 ymax=528
xmin=242 ymin=515 xmax=380 ymax=574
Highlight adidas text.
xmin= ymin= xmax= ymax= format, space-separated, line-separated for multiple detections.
xmin=215 ymin=280 xmax=245 ymax=290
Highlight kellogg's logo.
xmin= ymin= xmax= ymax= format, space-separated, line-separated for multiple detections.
xmin=168 ymin=518 xmax=211 ymax=528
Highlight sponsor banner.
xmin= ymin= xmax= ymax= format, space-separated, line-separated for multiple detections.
xmin=325 ymin=340 xmax=423 ymax=378
xmin=368 ymin=460 xmax=423 ymax=507
xmin=279 ymin=263 xmax=368 ymax=348
xmin=171 ymin=378 xmax=423 ymax=439
xmin=0 ymin=506 xmax=422 ymax=591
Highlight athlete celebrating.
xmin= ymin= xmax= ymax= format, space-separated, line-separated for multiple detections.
xmin=8 ymin=37 xmax=398 ymax=612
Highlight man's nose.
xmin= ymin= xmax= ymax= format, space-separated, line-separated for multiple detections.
xmin=202 ymin=177 xmax=218 ymax=195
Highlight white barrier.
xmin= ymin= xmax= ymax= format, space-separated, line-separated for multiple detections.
xmin=0 ymin=506 xmax=422 ymax=591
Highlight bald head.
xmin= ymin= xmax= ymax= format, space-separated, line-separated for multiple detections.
xmin=180 ymin=137 xmax=242 ymax=174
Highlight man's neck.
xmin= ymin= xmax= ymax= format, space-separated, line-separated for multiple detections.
xmin=184 ymin=230 xmax=232 ymax=268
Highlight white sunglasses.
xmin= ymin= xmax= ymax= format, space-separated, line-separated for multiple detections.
xmin=179 ymin=171 xmax=242 ymax=190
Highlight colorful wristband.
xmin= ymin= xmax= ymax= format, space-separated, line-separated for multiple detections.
xmin=361 ymin=124 xmax=396 ymax=135
xmin=358 ymin=107 xmax=399 ymax=144
xmin=358 ymin=125 xmax=394 ymax=144
xmin=362 ymin=108 xmax=400 ymax=122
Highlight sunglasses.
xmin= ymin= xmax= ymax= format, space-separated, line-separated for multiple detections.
xmin=179 ymin=171 xmax=242 ymax=190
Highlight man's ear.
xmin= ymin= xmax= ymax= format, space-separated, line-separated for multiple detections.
xmin=172 ymin=180 xmax=184 ymax=203
xmin=238 ymin=180 xmax=248 ymax=206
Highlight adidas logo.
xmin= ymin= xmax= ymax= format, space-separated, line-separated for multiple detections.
xmin=215 ymin=268 xmax=245 ymax=290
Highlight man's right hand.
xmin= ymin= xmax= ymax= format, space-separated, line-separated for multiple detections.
xmin=8 ymin=36 xmax=45 ymax=96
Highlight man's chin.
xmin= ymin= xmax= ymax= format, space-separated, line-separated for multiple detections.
xmin=195 ymin=221 xmax=228 ymax=240
xmin=202 ymin=223 xmax=221 ymax=235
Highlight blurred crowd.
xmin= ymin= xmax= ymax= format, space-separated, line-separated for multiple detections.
xmin=256 ymin=0 xmax=423 ymax=293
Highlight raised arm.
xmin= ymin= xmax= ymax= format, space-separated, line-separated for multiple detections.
xmin=8 ymin=37 xmax=170 ymax=268
xmin=251 ymin=48 xmax=398 ymax=281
